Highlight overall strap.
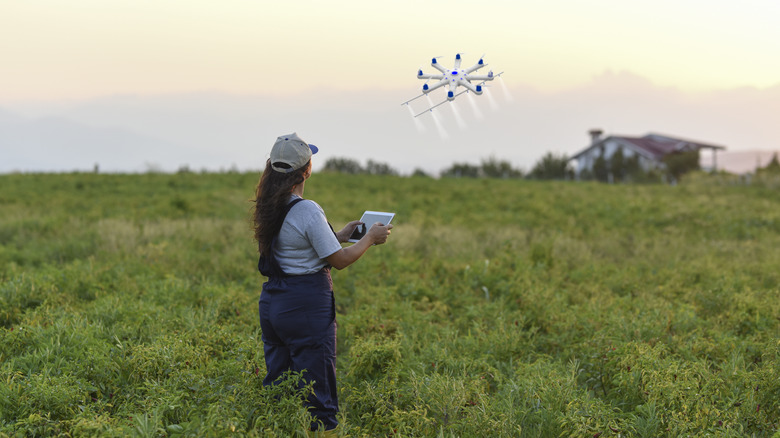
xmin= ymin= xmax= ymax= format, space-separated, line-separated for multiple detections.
xmin=258 ymin=197 xmax=306 ymax=277
xmin=283 ymin=197 xmax=305 ymax=217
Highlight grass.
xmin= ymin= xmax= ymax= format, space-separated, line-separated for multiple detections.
xmin=1 ymin=171 xmax=778 ymax=437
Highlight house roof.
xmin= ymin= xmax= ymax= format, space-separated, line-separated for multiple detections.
xmin=571 ymin=133 xmax=726 ymax=162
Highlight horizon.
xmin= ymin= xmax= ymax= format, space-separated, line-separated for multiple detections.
xmin=2 ymin=75 xmax=778 ymax=176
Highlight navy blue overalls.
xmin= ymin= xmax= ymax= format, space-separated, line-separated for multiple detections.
xmin=258 ymin=198 xmax=339 ymax=431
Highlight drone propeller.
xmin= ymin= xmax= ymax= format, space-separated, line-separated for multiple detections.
xmin=402 ymin=76 xmax=435 ymax=106
xmin=454 ymin=53 xmax=463 ymax=68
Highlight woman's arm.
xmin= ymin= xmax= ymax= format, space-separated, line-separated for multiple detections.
xmin=327 ymin=223 xmax=393 ymax=270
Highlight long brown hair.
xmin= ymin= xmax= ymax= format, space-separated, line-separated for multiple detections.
xmin=253 ymin=159 xmax=310 ymax=256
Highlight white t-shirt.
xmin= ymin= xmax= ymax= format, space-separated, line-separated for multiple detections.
xmin=274 ymin=196 xmax=342 ymax=275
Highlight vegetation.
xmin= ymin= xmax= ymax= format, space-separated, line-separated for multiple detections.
xmin=411 ymin=168 xmax=432 ymax=178
xmin=441 ymin=157 xmax=522 ymax=179
xmin=322 ymin=158 xmax=398 ymax=176
xmin=440 ymin=162 xmax=480 ymax=178
xmin=663 ymin=150 xmax=701 ymax=183
xmin=1 ymin=171 xmax=779 ymax=437
xmin=528 ymin=152 xmax=574 ymax=180
xmin=758 ymin=152 xmax=780 ymax=175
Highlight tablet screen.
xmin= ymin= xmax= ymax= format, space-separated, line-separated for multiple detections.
xmin=348 ymin=211 xmax=395 ymax=243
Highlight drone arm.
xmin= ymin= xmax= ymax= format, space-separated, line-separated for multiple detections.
xmin=464 ymin=62 xmax=486 ymax=74
xmin=446 ymin=81 xmax=459 ymax=100
xmin=466 ymin=74 xmax=495 ymax=81
xmin=457 ymin=79 xmax=482 ymax=95
xmin=423 ymin=77 xmax=448 ymax=94
xmin=418 ymin=73 xmax=443 ymax=80
xmin=430 ymin=58 xmax=447 ymax=74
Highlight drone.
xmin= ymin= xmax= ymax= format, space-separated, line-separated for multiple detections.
xmin=402 ymin=54 xmax=503 ymax=117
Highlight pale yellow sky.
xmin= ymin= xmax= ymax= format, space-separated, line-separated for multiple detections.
xmin=2 ymin=0 xmax=780 ymax=100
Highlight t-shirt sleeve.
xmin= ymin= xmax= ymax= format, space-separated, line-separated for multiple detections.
xmin=303 ymin=201 xmax=342 ymax=259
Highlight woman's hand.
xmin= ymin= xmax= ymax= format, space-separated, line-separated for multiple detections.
xmin=366 ymin=223 xmax=393 ymax=245
xmin=336 ymin=220 xmax=363 ymax=243
xmin=326 ymin=222 xmax=393 ymax=270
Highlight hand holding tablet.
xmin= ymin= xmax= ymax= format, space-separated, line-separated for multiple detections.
xmin=348 ymin=211 xmax=395 ymax=243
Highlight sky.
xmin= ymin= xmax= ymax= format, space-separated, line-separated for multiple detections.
xmin=1 ymin=0 xmax=779 ymax=174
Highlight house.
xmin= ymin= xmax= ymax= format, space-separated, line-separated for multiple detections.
xmin=570 ymin=129 xmax=726 ymax=180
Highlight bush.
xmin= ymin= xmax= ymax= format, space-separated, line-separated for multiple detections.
xmin=528 ymin=152 xmax=573 ymax=180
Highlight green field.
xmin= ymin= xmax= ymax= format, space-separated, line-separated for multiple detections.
xmin=1 ymin=172 xmax=778 ymax=437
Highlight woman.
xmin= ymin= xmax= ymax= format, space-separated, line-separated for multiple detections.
xmin=253 ymin=133 xmax=392 ymax=434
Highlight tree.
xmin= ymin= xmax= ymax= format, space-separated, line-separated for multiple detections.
xmin=759 ymin=152 xmax=780 ymax=173
xmin=610 ymin=147 xmax=625 ymax=182
xmin=624 ymin=154 xmax=641 ymax=181
xmin=593 ymin=154 xmax=609 ymax=183
xmin=529 ymin=152 xmax=573 ymax=180
xmin=480 ymin=157 xmax=523 ymax=179
xmin=411 ymin=168 xmax=432 ymax=178
xmin=365 ymin=160 xmax=398 ymax=176
xmin=663 ymin=150 xmax=700 ymax=181
xmin=441 ymin=163 xmax=480 ymax=178
xmin=322 ymin=157 xmax=364 ymax=174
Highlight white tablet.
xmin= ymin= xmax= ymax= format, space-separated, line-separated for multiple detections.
xmin=348 ymin=211 xmax=395 ymax=243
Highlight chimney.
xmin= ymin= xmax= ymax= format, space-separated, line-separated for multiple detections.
xmin=589 ymin=129 xmax=603 ymax=145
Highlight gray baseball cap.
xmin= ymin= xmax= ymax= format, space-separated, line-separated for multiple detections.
xmin=270 ymin=132 xmax=319 ymax=173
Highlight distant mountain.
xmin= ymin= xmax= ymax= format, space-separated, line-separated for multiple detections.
xmin=0 ymin=111 xmax=191 ymax=173
xmin=704 ymin=149 xmax=780 ymax=174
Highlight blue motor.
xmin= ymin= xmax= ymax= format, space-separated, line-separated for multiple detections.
xmin=479 ymin=59 xmax=484 ymax=65
xmin=423 ymin=84 xmax=429 ymax=91
xmin=418 ymin=69 xmax=423 ymax=76
xmin=448 ymin=91 xmax=454 ymax=99
xmin=432 ymin=58 xmax=438 ymax=64
xmin=476 ymin=85 xmax=482 ymax=93
xmin=456 ymin=53 xmax=461 ymax=60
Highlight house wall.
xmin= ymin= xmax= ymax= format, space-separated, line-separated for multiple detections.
xmin=575 ymin=139 xmax=624 ymax=175
xmin=574 ymin=140 xmax=660 ymax=176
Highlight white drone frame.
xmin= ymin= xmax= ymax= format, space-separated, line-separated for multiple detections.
xmin=402 ymin=54 xmax=503 ymax=117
